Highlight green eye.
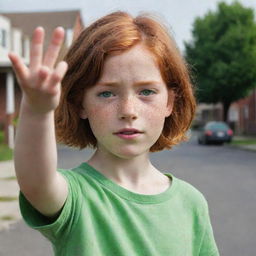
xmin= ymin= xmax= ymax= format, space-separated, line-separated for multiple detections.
xmin=98 ymin=89 xmax=155 ymax=98
xmin=98 ymin=91 xmax=113 ymax=98
xmin=140 ymin=89 xmax=155 ymax=96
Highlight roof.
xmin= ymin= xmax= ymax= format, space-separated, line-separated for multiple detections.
xmin=0 ymin=10 xmax=85 ymax=64
xmin=1 ymin=10 xmax=84 ymax=35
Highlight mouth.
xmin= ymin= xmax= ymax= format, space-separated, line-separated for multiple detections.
xmin=113 ymin=128 xmax=143 ymax=139
xmin=114 ymin=128 xmax=143 ymax=135
xmin=115 ymin=132 xmax=142 ymax=135
xmin=114 ymin=133 xmax=142 ymax=139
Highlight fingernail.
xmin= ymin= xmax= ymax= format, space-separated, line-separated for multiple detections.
xmin=36 ymin=26 xmax=44 ymax=31
xmin=56 ymin=26 xmax=64 ymax=31
xmin=8 ymin=52 xmax=14 ymax=58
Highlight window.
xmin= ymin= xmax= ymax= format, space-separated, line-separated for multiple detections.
xmin=21 ymin=36 xmax=26 ymax=57
xmin=0 ymin=29 xmax=7 ymax=47
xmin=243 ymin=106 xmax=249 ymax=120
xmin=206 ymin=122 xmax=229 ymax=130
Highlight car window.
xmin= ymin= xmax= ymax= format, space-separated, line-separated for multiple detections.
xmin=206 ymin=122 xmax=228 ymax=130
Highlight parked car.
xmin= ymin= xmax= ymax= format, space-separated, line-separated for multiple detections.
xmin=198 ymin=121 xmax=233 ymax=145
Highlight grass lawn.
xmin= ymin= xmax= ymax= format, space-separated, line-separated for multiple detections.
xmin=231 ymin=135 xmax=256 ymax=145
xmin=0 ymin=130 xmax=13 ymax=161
xmin=231 ymin=139 xmax=256 ymax=145
xmin=0 ymin=196 xmax=18 ymax=202
xmin=0 ymin=215 xmax=16 ymax=221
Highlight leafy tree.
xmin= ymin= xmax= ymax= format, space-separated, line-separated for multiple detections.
xmin=185 ymin=1 xmax=256 ymax=121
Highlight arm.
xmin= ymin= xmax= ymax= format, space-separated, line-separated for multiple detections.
xmin=9 ymin=27 xmax=68 ymax=217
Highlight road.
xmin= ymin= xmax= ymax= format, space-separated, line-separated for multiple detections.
xmin=0 ymin=133 xmax=255 ymax=255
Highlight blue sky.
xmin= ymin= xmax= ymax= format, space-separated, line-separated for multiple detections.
xmin=1 ymin=0 xmax=256 ymax=51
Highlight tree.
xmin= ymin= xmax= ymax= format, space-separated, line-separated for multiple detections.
xmin=184 ymin=1 xmax=256 ymax=122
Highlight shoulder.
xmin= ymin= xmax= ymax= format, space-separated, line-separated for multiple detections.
xmin=174 ymin=176 xmax=209 ymax=212
xmin=57 ymin=163 xmax=99 ymax=192
xmin=57 ymin=165 xmax=89 ymax=186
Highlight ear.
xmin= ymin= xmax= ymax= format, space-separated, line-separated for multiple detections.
xmin=80 ymin=106 xmax=88 ymax=119
xmin=165 ymin=89 xmax=175 ymax=118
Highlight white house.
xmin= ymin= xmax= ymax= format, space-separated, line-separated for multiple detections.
xmin=0 ymin=10 xmax=84 ymax=148
xmin=0 ymin=14 xmax=30 ymax=149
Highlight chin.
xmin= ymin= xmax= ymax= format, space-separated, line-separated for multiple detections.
xmin=111 ymin=145 xmax=151 ymax=159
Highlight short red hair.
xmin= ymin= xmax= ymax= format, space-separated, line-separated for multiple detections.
xmin=55 ymin=11 xmax=196 ymax=152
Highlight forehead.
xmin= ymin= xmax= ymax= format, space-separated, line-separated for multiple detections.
xmin=97 ymin=44 xmax=163 ymax=83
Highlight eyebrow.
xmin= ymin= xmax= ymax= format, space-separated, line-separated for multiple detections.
xmin=96 ymin=81 xmax=162 ymax=87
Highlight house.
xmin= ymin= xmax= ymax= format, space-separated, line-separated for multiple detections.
xmin=195 ymin=103 xmax=223 ymax=127
xmin=229 ymin=89 xmax=256 ymax=135
xmin=195 ymin=88 xmax=256 ymax=135
xmin=0 ymin=10 xmax=84 ymax=147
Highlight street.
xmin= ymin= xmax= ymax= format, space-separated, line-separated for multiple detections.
xmin=0 ymin=133 xmax=255 ymax=256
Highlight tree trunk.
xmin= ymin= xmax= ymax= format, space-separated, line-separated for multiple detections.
xmin=222 ymin=101 xmax=231 ymax=122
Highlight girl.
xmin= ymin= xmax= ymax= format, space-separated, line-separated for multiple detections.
xmin=9 ymin=11 xmax=219 ymax=256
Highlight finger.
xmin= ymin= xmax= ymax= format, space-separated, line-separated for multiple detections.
xmin=43 ymin=27 xmax=65 ymax=69
xmin=29 ymin=27 xmax=45 ymax=71
xmin=8 ymin=52 xmax=29 ymax=84
xmin=37 ymin=66 xmax=51 ymax=88
xmin=47 ymin=61 xmax=68 ymax=90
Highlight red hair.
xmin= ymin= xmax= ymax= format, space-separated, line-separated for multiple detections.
xmin=55 ymin=11 xmax=196 ymax=152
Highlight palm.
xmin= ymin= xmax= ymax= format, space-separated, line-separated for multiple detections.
xmin=8 ymin=26 xmax=68 ymax=114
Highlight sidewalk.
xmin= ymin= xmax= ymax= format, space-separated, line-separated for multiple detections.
xmin=228 ymin=135 xmax=256 ymax=152
xmin=0 ymin=160 xmax=21 ymax=231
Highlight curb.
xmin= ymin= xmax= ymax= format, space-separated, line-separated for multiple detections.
xmin=226 ymin=144 xmax=256 ymax=152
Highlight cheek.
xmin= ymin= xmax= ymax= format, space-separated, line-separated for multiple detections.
xmin=145 ymin=100 xmax=169 ymax=120
xmin=87 ymin=106 xmax=113 ymax=131
xmin=146 ymin=111 xmax=166 ymax=127
xmin=86 ymin=99 xmax=113 ymax=118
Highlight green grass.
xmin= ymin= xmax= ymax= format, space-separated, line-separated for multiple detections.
xmin=0 ymin=215 xmax=16 ymax=221
xmin=0 ymin=144 xmax=13 ymax=161
xmin=0 ymin=176 xmax=17 ymax=181
xmin=0 ymin=130 xmax=4 ymax=143
xmin=0 ymin=130 xmax=13 ymax=161
xmin=231 ymin=139 xmax=256 ymax=145
xmin=0 ymin=196 xmax=18 ymax=202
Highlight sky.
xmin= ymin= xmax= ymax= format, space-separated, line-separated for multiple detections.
xmin=1 ymin=0 xmax=256 ymax=51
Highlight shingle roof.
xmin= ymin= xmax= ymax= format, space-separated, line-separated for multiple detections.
xmin=1 ymin=10 xmax=84 ymax=36
xmin=1 ymin=10 xmax=84 ymax=62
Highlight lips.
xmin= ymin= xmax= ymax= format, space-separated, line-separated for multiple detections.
xmin=114 ymin=128 xmax=143 ymax=135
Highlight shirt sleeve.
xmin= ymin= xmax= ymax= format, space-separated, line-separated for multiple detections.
xmin=199 ymin=200 xmax=220 ymax=256
xmin=19 ymin=169 xmax=82 ymax=243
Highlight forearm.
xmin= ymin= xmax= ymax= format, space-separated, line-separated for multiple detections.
xmin=14 ymin=98 xmax=57 ymax=192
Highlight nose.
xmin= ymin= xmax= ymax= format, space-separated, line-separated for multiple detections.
xmin=118 ymin=96 xmax=138 ymax=120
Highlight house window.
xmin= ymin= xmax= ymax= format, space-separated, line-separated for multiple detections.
xmin=229 ymin=107 xmax=239 ymax=122
xmin=65 ymin=28 xmax=73 ymax=47
xmin=0 ymin=29 xmax=7 ymax=47
xmin=21 ymin=36 xmax=26 ymax=58
xmin=243 ymin=106 xmax=249 ymax=119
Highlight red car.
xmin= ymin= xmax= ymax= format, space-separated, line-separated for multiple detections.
xmin=198 ymin=121 xmax=233 ymax=145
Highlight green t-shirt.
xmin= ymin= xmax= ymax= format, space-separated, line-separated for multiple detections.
xmin=19 ymin=162 xmax=219 ymax=256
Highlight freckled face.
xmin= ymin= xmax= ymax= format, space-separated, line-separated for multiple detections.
xmin=80 ymin=44 xmax=174 ymax=159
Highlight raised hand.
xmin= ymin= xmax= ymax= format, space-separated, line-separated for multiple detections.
xmin=8 ymin=26 xmax=68 ymax=114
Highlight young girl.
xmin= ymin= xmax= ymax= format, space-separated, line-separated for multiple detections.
xmin=9 ymin=11 xmax=219 ymax=256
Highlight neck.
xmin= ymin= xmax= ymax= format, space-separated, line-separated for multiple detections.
xmin=86 ymin=147 xmax=163 ymax=188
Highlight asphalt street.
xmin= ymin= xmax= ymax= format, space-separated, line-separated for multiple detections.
xmin=0 ymin=133 xmax=255 ymax=256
